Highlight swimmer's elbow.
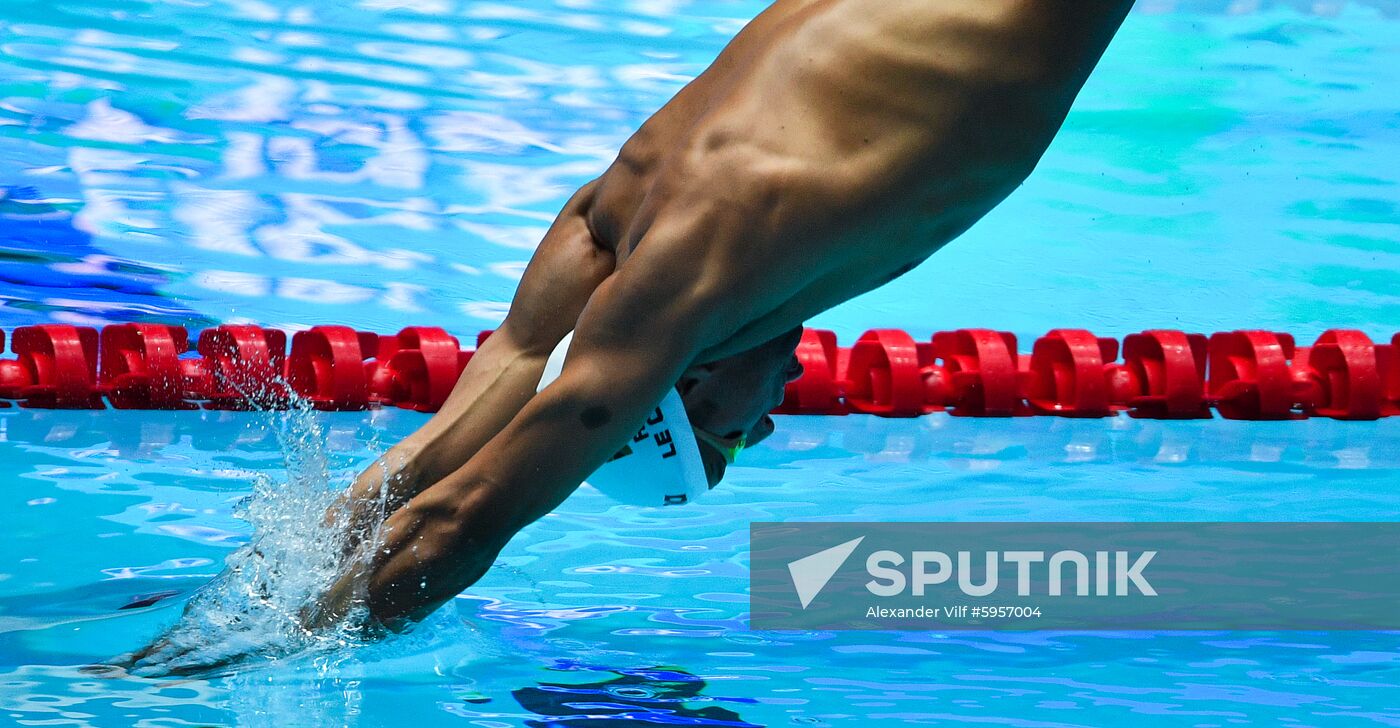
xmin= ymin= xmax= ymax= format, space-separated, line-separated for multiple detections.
xmin=580 ymin=263 xmax=742 ymax=362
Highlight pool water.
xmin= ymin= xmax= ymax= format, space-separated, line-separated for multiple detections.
xmin=7 ymin=410 xmax=1400 ymax=725
xmin=3 ymin=0 xmax=1400 ymax=725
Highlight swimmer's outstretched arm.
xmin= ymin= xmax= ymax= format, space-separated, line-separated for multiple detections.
xmin=324 ymin=182 xmax=615 ymax=554
xmin=312 ymin=229 xmax=757 ymax=625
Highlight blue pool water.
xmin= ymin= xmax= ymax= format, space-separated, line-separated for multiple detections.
xmin=3 ymin=0 xmax=1400 ymax=725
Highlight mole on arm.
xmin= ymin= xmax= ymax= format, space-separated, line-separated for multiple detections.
xmin=579 ymin=405 xmax=612 ymax=429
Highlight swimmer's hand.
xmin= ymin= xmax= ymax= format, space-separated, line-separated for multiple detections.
xmin=107 ymin=576 xmax=264 ymax=677
xmin=109 ymin=628 xmax=260 ymax=679
xmin=107 ymin=546 xmax=325 ymax=678
xmin=296 ymin=553 xmax=397 ymax=634
xmin=108 ymin=597 xmax=274 ymax=679
xmin=111 ymin=603 xmax=355 ymax=679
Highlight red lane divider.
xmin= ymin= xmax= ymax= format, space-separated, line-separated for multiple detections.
xmin=932 ymin=329 xmax=1026 ymax=417
xmin=1389 ymin=333 xmax=1400 ymax=416
xmin=1304 ymin=329 xmax=1393 ymax=420
xmin=1207 ymin=330 xmax=1299 ymax=420
xmin=1 ymin=324 xmax=1398 ymax=420
xmin=101 ymin=323 xmax=197 ymax=410
xmin=0 ymin=330 xmax=23 ymax=407
xmin=287 ymin=325 xmax=379 ymax=411
xmin=370 ymin=327 xmax=471 ymax=413
xmin=1117 ymin=330 xmax=1211 ymax=419
xmin=197 ymin=325 xmax=290 ymax=410
xmin=844 ymin=329 xmax=932 ymax=417
xmin=1022 ymin=329 xmax=1121 ymax=418
xmin=6 ymin=325 xmax=104 ymax=409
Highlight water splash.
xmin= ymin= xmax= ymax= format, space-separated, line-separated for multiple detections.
xmin=124 ymin=395 xmax=393 ymax=678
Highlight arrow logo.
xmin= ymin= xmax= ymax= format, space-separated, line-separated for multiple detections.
xmin=787 ymin=536 xmax=864 ymax=609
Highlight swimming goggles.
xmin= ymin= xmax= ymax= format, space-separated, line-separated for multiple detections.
xmin=692 ymin=426 xmax=747 ymax=465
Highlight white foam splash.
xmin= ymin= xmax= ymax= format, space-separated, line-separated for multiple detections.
xmin=128 ymin=397 xmax=393 ymax=678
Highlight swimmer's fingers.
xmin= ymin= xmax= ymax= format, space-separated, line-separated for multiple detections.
xmin=76 ymin=663 xmax=130 ymax=680
xmin=133 ymin=632 xmax=265 ymax=679
xmin=128 ymin=644 xmax=187 ymax=674
xmin=127 ymin=617 xmax=263 ymax=676
xmin=130 ymin=652 xmax=199 ymax=678
xmin=126 ymin=630 xmax=214 ymax=675
xmin=130 ymin=652 xmax=213 ymax=679
xmin=109 ymin=636 xmax=167 ymax=668
xmin=105 ymin=651 xmax=138 ymax=667
xmin=99 ymin=641 xmax=172 ymax=676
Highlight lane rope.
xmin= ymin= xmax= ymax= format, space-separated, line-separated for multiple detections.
xmin=1 ymin=324 xmax=1396 ymax=420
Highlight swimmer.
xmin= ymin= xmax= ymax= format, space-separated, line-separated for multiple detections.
xmin=125 ymin=0 xmax=1134 ymax=673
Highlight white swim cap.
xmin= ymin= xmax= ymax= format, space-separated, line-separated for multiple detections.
xmin=536 ymin=331 xmax=710 ymax=506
